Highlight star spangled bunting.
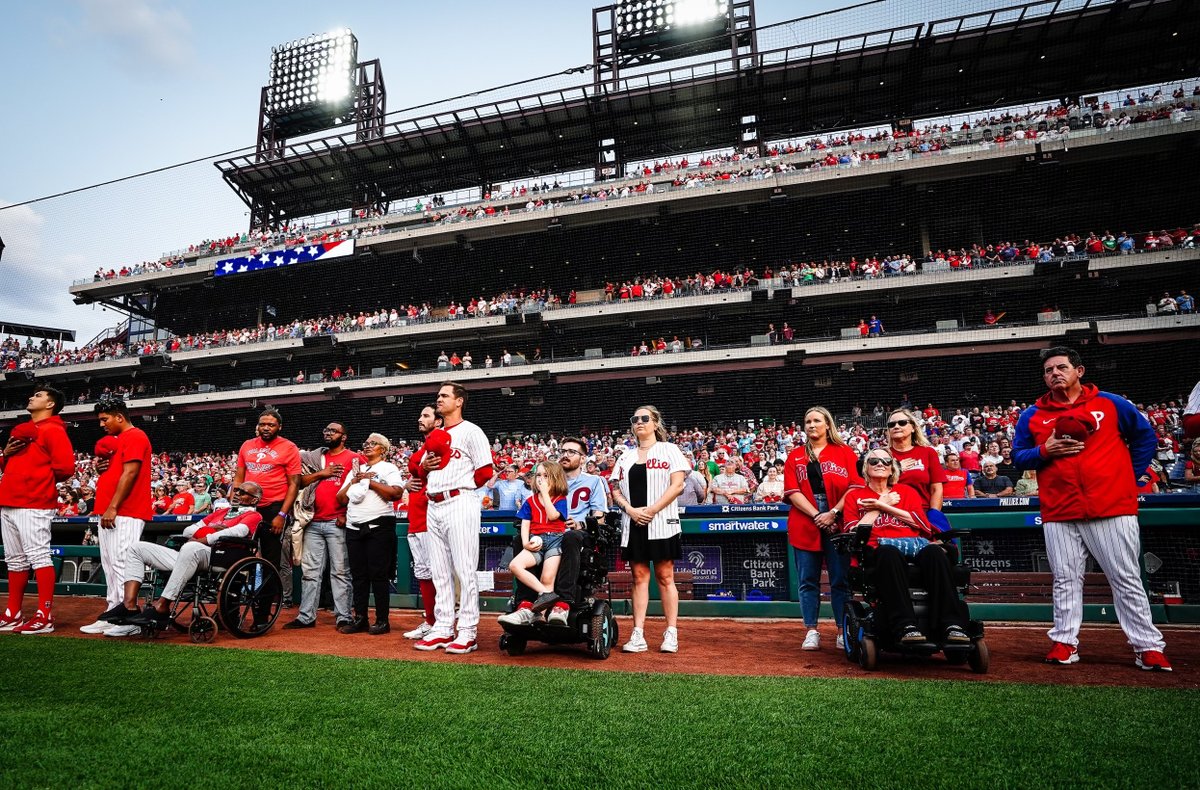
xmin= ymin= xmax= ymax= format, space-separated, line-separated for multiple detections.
xmin=213 ymin=239 xmax=356 ymax=278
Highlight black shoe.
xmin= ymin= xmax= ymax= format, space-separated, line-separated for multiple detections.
xmin=281 ymin=599 xmax=296 ymax=610
xmin=943 ymin=625 xmax=971 ymax=645
xmin=531 ymin=591 xmax=560 ymax=613
xmin=898 ymin=625 xmax=927 ymax=644
xmin=282 ymin=618 xmax=316 ymax=630
xmin=99 ymin=603 xmax=140 ymax=624
xmin=369 ymin=620 xmax=391 ymax=635
xmin=337 ymin=618 xmax=368 ymax=635
xmin=130 ymin=605 xmax=171 ymax=630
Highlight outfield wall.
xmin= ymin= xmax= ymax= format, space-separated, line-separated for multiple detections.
xmin=13 ymin=496 xmax=1200 ymax=624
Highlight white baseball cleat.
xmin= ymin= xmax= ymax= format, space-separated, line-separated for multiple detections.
xmin=402 ymin=622 xmax=433 ymax=640
xmin=105 ymin=624 xmax=143 ymax=637
xmin=80 ymin=619 xmax=118 ymax=635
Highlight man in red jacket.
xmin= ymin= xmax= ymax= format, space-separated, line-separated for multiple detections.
xmin=1013 ymin=347 xmax=1169 ymax=672
xmin=0 ymin=387 xmax=77 ymax=634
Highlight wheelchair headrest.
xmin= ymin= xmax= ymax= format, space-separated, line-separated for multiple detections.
xmin=926 ymin=509 xmax=952 ymax=533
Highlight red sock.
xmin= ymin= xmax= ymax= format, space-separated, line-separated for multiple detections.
xmin=34 ymin=566 xmax=55 ymax=616
xmin=553 ymin=602 xmax=570 ymax=611
xmin=419 ymin=578 xmax=436 ymax=625
xmin=5 ymin=570 xmax=29 ymax=615
xmin=517 ymin=601 xmax=533 ymax=611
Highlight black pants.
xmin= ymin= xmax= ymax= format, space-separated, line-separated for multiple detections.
xmin=346 ymin=518 xmax=396 ymax=623
xmin=869 ymin=544 xmax=968 ymax=638
xmin=255 ymin=501 xmax=283 ymax=571
xmin=513 ymin=530 xmax=585 ymax=606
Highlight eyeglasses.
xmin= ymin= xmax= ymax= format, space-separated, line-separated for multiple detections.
xmin=865 ymin=457 xmax=893 ymax=467
xmin=887 ymin=419 xmax=911 ymax=428
xmin=322 ymin=428 xmax=343 ymax=435
xmin=630 ymin=414 xmax=652 ymax=424
xmin=560 ymin=449 xmax=584 ymax=457
xmin=362 ymin=440 xmax=380 ymax=448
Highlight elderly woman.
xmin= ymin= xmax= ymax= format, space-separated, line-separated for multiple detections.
xmin=755 ymin=466 xmax=785 ymax=502
xmin=784 ymin=407 xmax=863 ymax=651
xmin=885 ymin=408 xmax=946 ymax=510
xmin=336 ymin=432 xmax=404 ymax=635
xmin=843 ymin=448 xmax=970 ymax=646
xmin=610 ymin=405 xmax=689 ymax=654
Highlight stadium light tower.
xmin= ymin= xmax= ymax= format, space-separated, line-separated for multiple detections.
xmin=593 ymin=0 xmax=757 ymax=87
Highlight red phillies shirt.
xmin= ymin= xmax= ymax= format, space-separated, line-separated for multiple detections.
xmin=892 ymin=445 xmax=948 ymax=507
xmin=95 ymin=426 xmax=154 ymax=521
xmin=941 ymin=468 xmax=970 ymax=499
xmin=843 ymin=483 xmax=932 ymax=546
xmin=237 ymin=436 xmax=302 ymax=505
xmin=168 ymin=491 xmax=194 ymax=515
xmin=312 ymin=448 xmax=361 ymax=522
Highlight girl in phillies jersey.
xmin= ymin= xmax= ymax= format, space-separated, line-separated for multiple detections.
xmin=506 ymin=462 xmax=568 ymax=612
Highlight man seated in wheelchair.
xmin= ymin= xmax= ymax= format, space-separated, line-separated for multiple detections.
xmin=115 ymin=483 xmax=265 ymax=631
xmin=498 ymin=461 xmax=570 ymax=626
xmin=842 ymin=449 xmax=971 ymax=647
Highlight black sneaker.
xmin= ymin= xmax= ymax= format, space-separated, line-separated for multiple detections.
xmin=337 ymin=618 xmax=368 ymax=635
xmin=99 ymin=603 xmax=140 ymax=624
xmin=130 ymin=605 xmax=171 ymax=630
xmin=282 ymin=618 xmax=316 ymax=630
xmin=369 ymin=620 xmax=391 ymax=636
xmin=531 ymin=591 xmax=560 ymax=613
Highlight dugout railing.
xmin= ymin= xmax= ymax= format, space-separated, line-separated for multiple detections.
xmin=7 ymin=496 xmax=1198 ymax=624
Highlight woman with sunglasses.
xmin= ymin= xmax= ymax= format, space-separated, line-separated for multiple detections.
xmin=843 ymin=449 xmax=970 ymax=646
xmin=336 ymin=433 xmax=404 ymax=635
xmin=610 ymin=405 xmax=689 ymax=654
xmin=784 ymin=406 xmax=864 ymax=651
xmin=885 ymin=408 xmax=946 ymax=511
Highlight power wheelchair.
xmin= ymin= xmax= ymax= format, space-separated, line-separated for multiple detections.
xmin=498 ymin=515 xmax=621 ymax=660
xmin=137 ymin=535 xmax=284 ymax=642
xmin=832 ymin=512 xmax=989 ymax=673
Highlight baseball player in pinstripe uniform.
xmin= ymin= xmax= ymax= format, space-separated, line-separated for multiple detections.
xmin=414 ymin=382 xmax=494 ymax=654
xmin=401 ymin=404 xmax=445 ymax=640
xmin=1013 ymin=346 xmax=1171 ymax=671
xmin=0 ymin=387 xmax=76 ymax=635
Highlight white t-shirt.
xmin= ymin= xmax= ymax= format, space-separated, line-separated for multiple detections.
xmin=1186 ymin=380 xmax=1200 ymax=417
xmin=426 ymin=419 xmax=492 ymax=495
xmin=342 ymin=460 xmax=403 ymax=526
xmin=611 ymin=441 xmax=690 ymax=543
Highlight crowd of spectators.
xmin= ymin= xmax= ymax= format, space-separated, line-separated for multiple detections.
xmin=43 ymin=395 xmax=1195 ymax=523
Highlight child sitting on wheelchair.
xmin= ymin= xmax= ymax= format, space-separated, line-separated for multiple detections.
xmin=500 ymin=461 xmax=568 ymax=624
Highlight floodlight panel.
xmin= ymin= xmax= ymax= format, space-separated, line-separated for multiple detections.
xmin=265 ymin=29 xmax=358 ymax=122
xmin=612 ymin=0 xmax=732 ymax=56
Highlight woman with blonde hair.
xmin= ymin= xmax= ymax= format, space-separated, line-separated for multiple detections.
xmin=886 ymin=407 xmax=946 ymax=510
xmin=783 ymin=406 xmax=863 ymax=651
xmin=610 ymin=405 xmax=689 ymax=654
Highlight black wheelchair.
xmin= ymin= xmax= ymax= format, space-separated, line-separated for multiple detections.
xmin=833 ymin=517 xmax=989 ymax=674
xmin=138 ymin=535 xmax=283 ymax=642
xmin=498 ymin=516 xmax=621 ymax=660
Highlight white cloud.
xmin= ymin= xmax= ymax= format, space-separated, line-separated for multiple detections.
xmin=78 ymin=0 xmax=193 ymax=75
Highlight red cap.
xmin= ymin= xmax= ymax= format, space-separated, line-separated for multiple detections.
xmin=10 ymin=421 xmax=38 ymax=442
xmin=95 ymin=435 xmax=120 ymax=459
xmin=422 ymin=428 xmax=452 ymax=470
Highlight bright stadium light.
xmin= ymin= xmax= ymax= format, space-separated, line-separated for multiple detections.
xmin=612 ymin=0 xmax=733 ymax=56
xmin=265 ymin=28 xmax=358 ymax=135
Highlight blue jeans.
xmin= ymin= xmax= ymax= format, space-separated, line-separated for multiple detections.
xmin=299 ymin=520 xmax=352 ymax=625
xmin=794 ymin=534 xmax=851 ymax=629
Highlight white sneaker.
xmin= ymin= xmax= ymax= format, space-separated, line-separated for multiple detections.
xmin=498 ymin=607 xmax=537 ymax=626
xmin=836 ymin=633 xmax=845 ymax=651
xmin=547 ymin=606 xmax=569 ymax=626
xmin=622 ymin=627 xmax=648 ymax=653
xmin=661 ymin=627 xmax=678 ymax=653
xmin=802 ymin=629 xmax=821 ymax=651
xmin=80 ymin=619 xmax=118 ymax=635
xmin=402 ymin=622 xmax=433 ymax=640
xmin=105 ymin=624 xmax=143 ymax=637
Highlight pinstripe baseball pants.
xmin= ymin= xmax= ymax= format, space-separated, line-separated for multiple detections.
xmin=426 ymin=495 xmax=480 ymax=639
xmin=99 ymin=517 xmax=144 ymax=608
xmin=408 ymin=532 xmax=432 ymax=580
xmin=1043 ymin=515 xmax=1165 ymax=652
xmin=0 ymin=508 xmax=55 ymax=571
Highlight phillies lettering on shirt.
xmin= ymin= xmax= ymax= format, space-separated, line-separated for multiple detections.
xmin=426 ymin=420 xmax=491 ymax=495
xmin=567 ymin=473 xmax=609 ymax=520
xmin=236 ymin=436 xmax=302 ymax=505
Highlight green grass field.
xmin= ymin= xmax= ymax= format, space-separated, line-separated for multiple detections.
xmin=0 ymin=637 xmax=1196 ymax=789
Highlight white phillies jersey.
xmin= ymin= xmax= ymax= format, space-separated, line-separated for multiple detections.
xmin=611 ymin=441 xmax=690 ymax=543
xmin=426 ymin=419 xmax=492 ymax=495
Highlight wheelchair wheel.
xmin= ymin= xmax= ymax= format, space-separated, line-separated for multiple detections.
xmin=499 ymin=632 xmax=526 ymax=656
xmin=858 ymin=636 xmax=878 ymax=671
xmin=842 ymin=602 xmax=868 ymax=663
xmin=216 ymin=556 xmax=283 ymax=639
xmin=588 ymin=601 xmax=617 ymax=660
xmin=189 ymin=616 xmax=217 ymax=644
xmin=968 ymin=638 xmax=990 ymax=674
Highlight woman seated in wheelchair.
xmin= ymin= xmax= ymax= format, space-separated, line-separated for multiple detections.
xmin=843 ymin=449 xmax=971 ymax=647
xmin=500 ymin=461 xmax=569 ymax=624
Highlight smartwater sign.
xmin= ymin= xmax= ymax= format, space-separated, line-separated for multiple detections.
xmin=697 ymin=519 xmax=786 ymax=533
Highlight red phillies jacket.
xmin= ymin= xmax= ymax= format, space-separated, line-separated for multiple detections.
xmin=1012 ymin=383 xmax=1157 ymax=522
xmin=0 ymin=416 xmax=77 ymax=509
xmin=783 ymin=443 xmax=863 ymax=551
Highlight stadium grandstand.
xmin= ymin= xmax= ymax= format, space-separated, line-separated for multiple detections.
xmin=1 ymin=0 xmax=1197 ymax=606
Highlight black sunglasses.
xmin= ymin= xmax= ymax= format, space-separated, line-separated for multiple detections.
xmin=887 ymin=419 xmax=912 ymax=428
xmin=232 ymin=487 xmax=259 ymax=497
xmin=630 ymin=414 xmax=652 ymax=424
xmin=866 ymin=457 xmax=894 ymax=467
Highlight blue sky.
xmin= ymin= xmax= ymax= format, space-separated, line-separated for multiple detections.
xmin=0 ymin=0 xmax=988 ymax=345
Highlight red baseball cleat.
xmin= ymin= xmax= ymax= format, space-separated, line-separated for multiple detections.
xmin=414 ymin=635 xmax=453 ymax=651
xmin=1135 ymin=650 xmax=1173 ymax=672
xmin=0 ymin=609 xmax=23 ymax=632
xmin=13 ymin=611 xmax=54 ymax=635
xmin=444 ymin=639 xmax=478 ymax=655
xmin=1044 ymin=642 xmax=1079 ymax=665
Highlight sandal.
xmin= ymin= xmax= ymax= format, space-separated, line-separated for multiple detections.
xmin=944 ymin=626 xmax=971 ymax=644
xmin=899 ymin=625 xmax=927 ymax=644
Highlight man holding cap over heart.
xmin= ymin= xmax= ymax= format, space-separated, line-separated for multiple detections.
xmin=1013 ymin=346 xmax=1170 ymax=672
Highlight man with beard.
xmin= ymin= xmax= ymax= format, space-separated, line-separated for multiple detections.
xmin=232 ymin=408 xmax=301 ymax=604
xmin=284 ymin=422 xmax=360 ymax=630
